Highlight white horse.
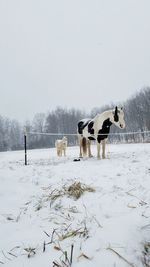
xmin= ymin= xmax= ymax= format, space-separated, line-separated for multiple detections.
xmin=55 ymin=136 xmax=68 ymax=157
xmin=77 ymin=106 xmax=125 ymax=159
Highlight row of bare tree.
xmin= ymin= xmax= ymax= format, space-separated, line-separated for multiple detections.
xmin=0 ymin=87 xmax=150 ymax=151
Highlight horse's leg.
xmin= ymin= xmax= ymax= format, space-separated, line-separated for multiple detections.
xmin=97 ymin=142 xmax=101 ymax=159
xmin=87 ymin=140 xmax=93 ymax=157
xmin=102 ymin=139 xmax=106 ymax=159
xmin=79 ymin=137 xmax=83 ymax=157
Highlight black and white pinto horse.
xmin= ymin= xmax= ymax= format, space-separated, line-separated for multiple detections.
xmin=77 ymin=107 xmax=125 ymax=159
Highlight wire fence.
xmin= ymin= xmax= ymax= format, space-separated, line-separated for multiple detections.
xmin=27 ymin=130 xmax=150 ymax=137
xmin=24 ymin=130 xmax=150 ymax=150
xmin=25 ymin=131 xmax=150 ymax=136
xmin=27 ymin=130 xmax=150 ymax=141
xmin=17 ymin=131 xmax=150 ymax=165
xmin=1 ymin=130 xmax=149 ymax=153
xmin=22 ymin=130 xmax=150 ymax=165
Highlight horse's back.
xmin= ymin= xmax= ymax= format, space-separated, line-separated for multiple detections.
xmin=55 ymin=139 xmax=61 ymax=146
xmin=77 ymin=119 xmax=91 ymax=135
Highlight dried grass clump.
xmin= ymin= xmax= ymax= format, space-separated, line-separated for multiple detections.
xmin=41 ymin=181 xmax=95 ymax=208
xmin=59 ymin=226 xmax=89 ymax=241
xmin=64 ymin=182 xmax=95 ymax=200
xmin=24 ymin=247 xmax=36 ymax=258
xmin=142 ymin=242 xmax=150 ymax=266
xmin=45 ymin=189 xmax=65 ymax=207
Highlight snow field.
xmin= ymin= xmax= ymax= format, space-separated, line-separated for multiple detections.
xmin=0 ymin=143 xmax=150 ymax=267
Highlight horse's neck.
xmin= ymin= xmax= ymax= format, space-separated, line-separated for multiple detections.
xmin=93 ymin=110 xmax=112 ymax=133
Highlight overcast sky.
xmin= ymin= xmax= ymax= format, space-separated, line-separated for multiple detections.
xmin=0 ymin=0 xmax=150 ymax=122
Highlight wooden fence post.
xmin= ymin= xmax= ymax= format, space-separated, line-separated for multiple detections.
xmin=24 ymin=128 xmax=27 ymax=165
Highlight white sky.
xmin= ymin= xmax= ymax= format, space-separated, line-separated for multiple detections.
xmin=0 ymin=0 xmax=150 ymax=122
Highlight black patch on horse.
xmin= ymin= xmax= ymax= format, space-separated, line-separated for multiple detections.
xmin=114 ymin=106 xmax=119 ymax=122
xmin=78 ymin=119 xmax=91 ymax=134
xmin=88 ymin=136 xmax=96 ymax=141
xmin=97 ymin=118 xmax=112 ymax=143
xmin=114 ymin=114 xmax=119 ymax=122
xmin=88 ymin=121 xmax=94 ymax=135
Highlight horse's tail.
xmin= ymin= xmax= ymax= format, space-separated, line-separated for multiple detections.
xmin=82 ymin=137 xmax=87 ymax=156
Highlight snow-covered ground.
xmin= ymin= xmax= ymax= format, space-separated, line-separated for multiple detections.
xmin=0 ymin=143 xmax=150 ymax=267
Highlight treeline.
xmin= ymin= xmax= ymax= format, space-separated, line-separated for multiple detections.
xmin=0 ymin=117 xmax=23 ymax=151
xmin=112 ymin=87 xmax=150 ymax=143
xmin=0 ymin=87 xmax=150 ymax=151
xmin=24 ymin=109 xmax=85 ymax=149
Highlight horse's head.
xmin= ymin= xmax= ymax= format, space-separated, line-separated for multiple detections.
xmin=62 ymin=136 xmax=67 ymax=144
xmin=112 ymin=106 xmax=125 ymax=129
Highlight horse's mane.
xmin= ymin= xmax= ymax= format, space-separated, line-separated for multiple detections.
xmin=93 ymin=109 xmax=113 ymax=121
xmin=92 ymin=109 xmax=113 ymax=133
